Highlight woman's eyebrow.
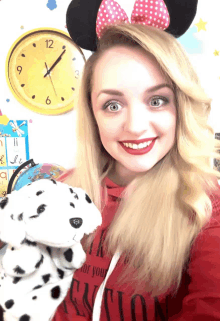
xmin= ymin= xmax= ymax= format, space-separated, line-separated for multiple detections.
xmin=97 ymin=83 xmax=173 ymax=98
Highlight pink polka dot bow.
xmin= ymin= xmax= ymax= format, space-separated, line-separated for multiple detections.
xmin=96 ymin=0 xmax=170 ymax=38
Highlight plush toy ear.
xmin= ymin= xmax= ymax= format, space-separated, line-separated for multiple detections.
xmin=73 ymin=188 xmax=102 ymax=235
xmin=0 ymin=193 xmax=26 ymax=248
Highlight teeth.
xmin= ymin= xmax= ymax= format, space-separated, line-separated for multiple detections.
xmin=122 ymin=140 xmax=153 ymax=149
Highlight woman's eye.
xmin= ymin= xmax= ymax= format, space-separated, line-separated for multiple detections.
xmin=150 ymin=97 xmax=168 ymax=107
xmin=103 ymin=101 xmax=122 ymax=112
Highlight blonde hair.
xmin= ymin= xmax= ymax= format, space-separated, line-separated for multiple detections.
xmin=65 ymin=23 xmax=220 ymax=297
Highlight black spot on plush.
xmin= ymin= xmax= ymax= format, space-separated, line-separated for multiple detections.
xmin=70 ymin=202 xmax=75 ymax=208
xmin=13 ymin=277 xmax=22 ymax=284
xmin=46 ymin=246 xmax=52 ymax=256
xmin=64 ymin=248 xmax=73 ymax=262
xmin=37 ymin=204 xmax=46 ymax=214
xmin=13 ymin=265 xmax=25 ymax=275
xmin=32 ymin=296 xmax=37 ymax=300
xmin=42 ymin=274 xmax=51 ymax=284
xmin=18 ymin=213 xmax=23 ymax=221
xmin=69 ymin=188 xmax=73 ymax=193
xmin=0 ymin=197 xmax=8 ymax=209
xmin=19 ymin=314 xmax=30 ymax=321
xmin=57 ymin=268 xmax=65 ymax=279
xmin=36 ymin=190 xmax=44 ymax=196
xmin=33 ymin=285 xmax=42 ymax=290
xmin=51 ymin=179 xmax=57 ymax=185
xmin=5 ymin=299 xmax=14 ymax=309
xmin=35 ymin=254 xmax=44 ymax=269
xmin=51 ymin=286 xmax=60 ymax=299
xmin=85 ymin=194 xmax=92 ymax=203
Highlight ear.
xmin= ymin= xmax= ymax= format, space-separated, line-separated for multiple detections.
xmin=85 ymin=198 xmax=102 ymax=234
xmin=0 ymin=193 xmax=26 ymax=248
xmin=75 ymin=189 xmax=102 ymax=235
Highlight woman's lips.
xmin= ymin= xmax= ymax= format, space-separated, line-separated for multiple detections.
xmin=120 ymin=137 xmax=157 ymax=144
xmin=119 ymin=138 xmax=157 ymax=155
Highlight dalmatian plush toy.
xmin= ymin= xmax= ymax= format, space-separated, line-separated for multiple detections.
xmin=0 ymin=178 xmax=102 ymax=321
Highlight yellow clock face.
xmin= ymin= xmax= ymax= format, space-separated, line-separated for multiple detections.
xmin=6 ymin=28 xmax=86 ymax=115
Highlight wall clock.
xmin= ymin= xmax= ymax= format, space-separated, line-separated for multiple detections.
xmin=5 ymin=28 xmax=86 ymax=115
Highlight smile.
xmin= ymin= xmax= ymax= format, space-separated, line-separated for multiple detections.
xmin=119 ymin=138 xmax=157 ymax=155
xmin=122 ymin=141 xmax=153 ymax=149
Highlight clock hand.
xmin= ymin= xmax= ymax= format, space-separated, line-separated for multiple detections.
xmin=45 ymin=62 xmax=57 ymax=96
xmin=44 ymin=49 xmax=66 ymax=77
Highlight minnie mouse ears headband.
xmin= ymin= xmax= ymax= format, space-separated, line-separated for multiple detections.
xmin=66 ymin=0 xmax=198 ymax=51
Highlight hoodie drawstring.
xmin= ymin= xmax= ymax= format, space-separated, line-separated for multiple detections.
xmin=92 ymin=251 xmax=121 ymax=321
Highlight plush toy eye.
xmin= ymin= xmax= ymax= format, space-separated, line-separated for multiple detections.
xmin=37 ymin=204 xmax=46 ymax=214
xmin=69 ymin=188 xmax=79 ymax=199
xmin=69 ymin=217 xmax=83 ymax=229
xmin=36 ymin=190 xmax=44 ymax=196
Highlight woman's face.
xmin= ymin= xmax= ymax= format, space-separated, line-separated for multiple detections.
xmin=91 ymin=45 xmax=177 ymax=185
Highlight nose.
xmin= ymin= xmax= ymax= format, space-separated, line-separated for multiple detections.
xmin=69 ymin=217 xmax=83 ymax=228
xmin=124 ymin=102 xmax=151 ymax=134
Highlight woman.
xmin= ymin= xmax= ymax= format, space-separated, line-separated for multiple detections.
xmin=52 ymin=22 xmax=220 ymax=320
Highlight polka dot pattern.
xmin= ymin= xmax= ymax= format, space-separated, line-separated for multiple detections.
xmin=96 ymin=0 xmax=129 ymax=38
xmin=131 ymin=0 xmax=170 ymax=29
xmin=96 ymin=0 xmax=170 ymax=38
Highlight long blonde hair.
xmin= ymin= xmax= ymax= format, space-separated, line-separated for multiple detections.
xmin=65 ymin=23 xmax=220 ymax=297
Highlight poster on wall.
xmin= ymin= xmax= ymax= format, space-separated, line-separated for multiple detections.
xmin=0 ymin=120 xmax=29 ymax=198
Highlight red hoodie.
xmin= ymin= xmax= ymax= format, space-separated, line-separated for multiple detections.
xmin=52 ymin=174 xmax=220 ymax=321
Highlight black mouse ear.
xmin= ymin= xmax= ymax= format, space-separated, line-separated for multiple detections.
xmin=66 ymin=0 xmax=198 ymax=52
xmin=66 ymin=0 xmax=102 ymax=51
xmin=164 ymin=0 xmax=198 ymax=38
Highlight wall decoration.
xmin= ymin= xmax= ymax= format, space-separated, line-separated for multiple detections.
xmin=178 ymin=26 xmax=203 ymax=55
xmin=5 ymin=27 xmax=86 ymax=115
xmin=47 ymin=0 xmax=57 ymax=10
xmin=195 ymin=18 xmax=207 ymax=32
xmin=0 ymin=115 xmax=10 ymax=126
xmin=0 ymin=120 xmax=29 ymax=197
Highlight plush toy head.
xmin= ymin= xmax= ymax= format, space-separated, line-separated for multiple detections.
xmin=0 ymin=179 xmax=102 ymax=248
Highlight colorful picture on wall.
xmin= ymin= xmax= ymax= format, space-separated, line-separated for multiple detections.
xmin=0 ymin=120 xmax=29 ymax=197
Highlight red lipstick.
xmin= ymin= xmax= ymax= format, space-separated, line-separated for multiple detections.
xmin=119 ymin=137 xmax=157 ymax=155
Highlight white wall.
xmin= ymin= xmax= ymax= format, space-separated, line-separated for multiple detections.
xmin=0 ymin=0 xmax=92 ymax=170
xmin=0 ymin=0 xmax=220 ymax=170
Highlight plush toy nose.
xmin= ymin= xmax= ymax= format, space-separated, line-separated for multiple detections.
xmin=69 ymin=217 xmax=83 ymax=228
